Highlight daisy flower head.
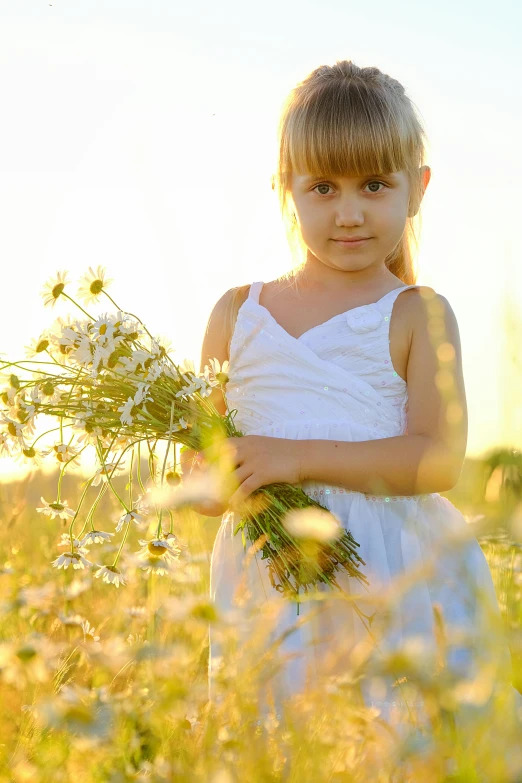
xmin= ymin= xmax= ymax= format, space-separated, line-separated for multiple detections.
xmin=0 ymin=431 xmax=12 ymax=457
xmin=37 ymin=497 xmax=76 ymax=520
xmin=205 ymin=358 xmax=230 ymax=386
xmin=94 ymin=564 xmax=126 ymax=588
xmin=77 ymin=266 xmax=113 ymax=304
xmin=178 ymin=357 xmax=196 ymax=375
xmin=80 ymin=530 xmax=114 ymax=546
xmin=42 ymin=442 xmax=81 ymax=465
xmin=0 ymin=385 xmax=18 ymax=410
xmin=25 ymin=333 xmax=51 ymax=358
xmin=150 ymin=334 xmax=174 ymax=360
xmin=136 ymin=537 xmax=181 ymax=561
xmin=41 ymin=270 xmax=70 ymax=307
xmin=16 ymin=444 xmax=44 ymax=467
xmin=80 ymin=620 xmax=100 ymax=643
xmin=115 ymin=508 xmax=147 ymax=533
xmin=90 ymin=461 xmax=125 ymax=487
xmin=31 ymin=380 xmax=62 ymax=406
xmin=52 ymin=546 xmax=92 ymax=571
xmin=90 ymin=313 xmax=119 ymax=345
xmin=134 ymin=537 xmax=181 ymax=577
xmin=57 ymin=533 xmax=86 ymax=549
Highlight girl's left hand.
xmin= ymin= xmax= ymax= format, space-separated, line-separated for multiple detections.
xmin=202 ymin=435 xmax=304 ymax=512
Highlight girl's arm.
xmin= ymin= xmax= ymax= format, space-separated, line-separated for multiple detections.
xmin=179 ymin=286 xmax=248 ymax=517
xmin=298 ymin=290 xmax=468 ymax=496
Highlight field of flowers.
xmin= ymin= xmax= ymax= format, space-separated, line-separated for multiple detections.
xmin=0 ymin=268 xmax=521 ymax=781
xmin=0 ymin=451 xmax=521 ymax=783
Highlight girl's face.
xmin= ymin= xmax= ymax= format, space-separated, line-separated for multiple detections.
xmin=290 ymin=167 xmax=430 ymax=276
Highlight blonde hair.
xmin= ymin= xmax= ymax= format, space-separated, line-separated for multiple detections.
xmin=224 ymin=59 xmax=429 ymax=357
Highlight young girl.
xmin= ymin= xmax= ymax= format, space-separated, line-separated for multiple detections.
xmin=183 ymin=60 xmax=522 ymax=743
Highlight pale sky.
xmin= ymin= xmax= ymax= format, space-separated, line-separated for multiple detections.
xmin=0 ymin=0 xmax=521 ymax=481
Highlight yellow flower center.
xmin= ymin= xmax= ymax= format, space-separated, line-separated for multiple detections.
xmin=147 ymin=541 xmax=166 ymax=557
xmin=52 ymin=283 xmax=65 ymax=299
xmin=23 ymin=447 xmax=36 ymax=459
xmin=99 ymin=323 xmax=107 ymax=335
xmin=90 ymin=279 xmax=104 ymax=295
xmin=7 ymin=422 xmax=17 ymax=437
xmin=36 ymin=339 xmax=49 ymax=353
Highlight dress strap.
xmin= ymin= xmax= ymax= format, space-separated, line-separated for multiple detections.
xmin=381 ymin=284 xmax=422 ymax=309
xmin=248 ymin=281 xmax=264 ymax=303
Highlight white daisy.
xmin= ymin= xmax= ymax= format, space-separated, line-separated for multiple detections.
xmin=41 ymin=270 xmax=70 ymax=307
xmin=91 ymin=342 xmax=113 ymax=374
xmin=175 ymin=375 xmax=210 ymax=400
xmin=43 ymin=442 xmax=81 ymax=465
xmin=115 ymin=508 xmax=147 ymax=533
xmin=57 ymin=533 xmax=85 ymax=549
xmin=52 ymin=549 xmax=92 ymax=571
xmin=90 ymin=462 xmax=125 ymax=487
xmin=135 ymin=537 xmax=181 ymax=562
xmin=80 ymin=619 xmax=100 ymax=642
xmin=90 ymin=314 xmax=118 ymax=344
xmin=117 ymin=397 xmax=135 ymax=426
xmin=94 ymin=564 xmax=126 ymax=587
xmin=0 ymin=432 xmax=12 ymax=457
xmin=80 ymin=530 xmax=114 ymax=546
xmin=70 ymin=336 xmax=94 ymax=367
xmin=25 ymin=333 xmax=51 ymax=358
xmin=77 ymin=266 xmax=113 ymax=304
xmin=133 ymin=383 xmax=151 ymax=405
xmin=137 ymin=557 xmax=171 ymax=576
xmin=206 ymin=357 xmax=230 ymax=386
xmin=0 ymin=385 xmax=18 ymax=409
xmin=1 ymin=412 xmax=36 ymax=440
xmin=119 ymin=349 xmax=154 ymax=374
xmin=37 ymin=497 xmax=76 ymax=520
xmin=31 ymin=381 xmax=62 ymax=406
xmin=16 ymin=445 xmax=44 ymax=467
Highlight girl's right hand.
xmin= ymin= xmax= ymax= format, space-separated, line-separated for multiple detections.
xmin=179 ymin=448 xmax=230 ymax=517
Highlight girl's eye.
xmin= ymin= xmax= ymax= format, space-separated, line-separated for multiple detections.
xmin=312 ymin=181 xmax=387 ymax=196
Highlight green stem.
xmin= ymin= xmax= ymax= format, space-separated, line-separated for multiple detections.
xmin=156 ymin=402 xmax=174 ymax=538
xmin=56 ymin=446 xmax=87 ymax=503
xmin=62 ymin=292 xmax=95 ymax=321
xmin=95 ymin=438 xmax=129 ymax=512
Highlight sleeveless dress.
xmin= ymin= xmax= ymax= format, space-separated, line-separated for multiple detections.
xmin=208 ymin=280 xmax=522 ymax=742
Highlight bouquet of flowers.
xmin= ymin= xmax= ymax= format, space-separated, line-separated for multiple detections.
xmin=0 ymin=268 xmax=369 ymax=615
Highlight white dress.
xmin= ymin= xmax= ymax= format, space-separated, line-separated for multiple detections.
xmin=209 ymin=280 xmax=522 ymax=740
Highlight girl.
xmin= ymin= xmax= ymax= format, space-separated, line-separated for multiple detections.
xmin=182 ymin=61 xmax=522 ymax=746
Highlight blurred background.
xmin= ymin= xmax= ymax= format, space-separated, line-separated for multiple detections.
xmin=0 ymin=0 xmax=521 ymax=484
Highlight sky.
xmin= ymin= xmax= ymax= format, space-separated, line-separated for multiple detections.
xmin=0 ymin=0 xmax=521 ymax=481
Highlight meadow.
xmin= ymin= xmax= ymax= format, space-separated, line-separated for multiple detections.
xmin=0 ymin=447 xmax=521 ymax=783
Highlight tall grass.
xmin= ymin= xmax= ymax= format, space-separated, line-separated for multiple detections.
xmin=0 ymin=454 xmax=521 ymax=783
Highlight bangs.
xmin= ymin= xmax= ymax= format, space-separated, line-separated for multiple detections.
xmin=284 ymin=80 xmax=419 ymax=180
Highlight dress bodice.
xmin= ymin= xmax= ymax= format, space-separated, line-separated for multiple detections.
xmin=225 ymin=280 xmax=421 ymax=440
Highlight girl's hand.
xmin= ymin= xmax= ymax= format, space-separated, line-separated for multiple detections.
xmin=201 ymin=435 xmax=303 ymax=512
